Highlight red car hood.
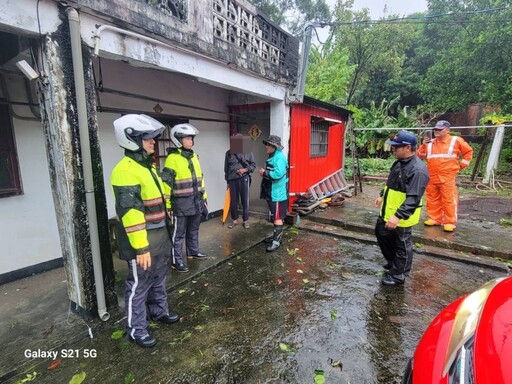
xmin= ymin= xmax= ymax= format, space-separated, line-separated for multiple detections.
xmin=473 ymin=277 xmax=512 ymax=383
xmin=412 ymin=276 xmax=512 ymax=384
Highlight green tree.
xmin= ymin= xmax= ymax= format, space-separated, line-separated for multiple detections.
xmin=354 ymin=12 xmax=426 ymax=111
xmin=330 ymin=1 xmax=416 ymax=105
xmin=419 ymin=0 xmax=512 ymax=112
xmin=250 ymin=0 xmax=331 ymax=36
xmin=346 ymin=99 xmax=417 ymax=157
xmin=304 ymin=42 xmax=354 ymax=104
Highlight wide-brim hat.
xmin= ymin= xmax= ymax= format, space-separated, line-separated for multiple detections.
xmin=263 ymin=135 xmax=283 ymax=150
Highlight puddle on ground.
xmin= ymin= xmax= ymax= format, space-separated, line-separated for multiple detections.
xmin=22 ymin=230 xmax=501 ymax=384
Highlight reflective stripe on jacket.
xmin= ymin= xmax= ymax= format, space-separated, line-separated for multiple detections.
xmin=111 ymin=152 xmax=167 ymax=255
xmin=417 ymin=135 xmax=473 ymax=184
xmin=162 ymin=148 xmax=207 ymax=216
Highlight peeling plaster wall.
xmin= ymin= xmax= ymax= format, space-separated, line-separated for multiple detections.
xmin=68 ymin=0 xmax=299 ymax=85
xmin=0 ymin=0 xmax=60 ymax=36
xmin=35 ymin=8 xmax=115 ymax=310
xmin=39 ymin=34 xmax=87 ymax=305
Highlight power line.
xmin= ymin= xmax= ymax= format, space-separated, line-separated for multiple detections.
xmin=353 ymin=125 xmax=512 ymax=131
xmin=315 ymin=6 xmax=511 ymax=28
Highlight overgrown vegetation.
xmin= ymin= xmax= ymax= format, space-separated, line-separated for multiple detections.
xmin=345 ymin=98 xmax=418 ymax=158
xmin=344 ymin=157 xmax=394 ymax=179
xmin=259 ymin=0 xmax=512 ymax=177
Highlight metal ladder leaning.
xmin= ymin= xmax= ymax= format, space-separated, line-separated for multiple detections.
xmin=308 ymin=169 xmax=350 ymax=200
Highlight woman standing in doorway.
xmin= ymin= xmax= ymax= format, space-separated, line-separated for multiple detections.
xmin=224 ymin=134 xmax=256 ymax=229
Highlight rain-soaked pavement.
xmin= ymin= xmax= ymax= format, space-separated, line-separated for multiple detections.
xmin=12 ymin=228 xmax=503 ymax=384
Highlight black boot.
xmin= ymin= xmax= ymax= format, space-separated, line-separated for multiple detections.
xmin=266 ymin=225 xmax=283 ymax=252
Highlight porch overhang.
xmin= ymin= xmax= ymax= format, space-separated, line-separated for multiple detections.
xmin=311 ymin=116 xmax=343 ymax=125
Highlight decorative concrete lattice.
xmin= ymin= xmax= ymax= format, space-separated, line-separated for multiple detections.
xmin=213 ymin=0 xmax=287 ymax=67
xmin=145 ymin=0 xmax=187 ymax=21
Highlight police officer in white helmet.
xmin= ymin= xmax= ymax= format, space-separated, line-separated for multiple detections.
xmin=162 ymin=123 xmax=208 ymax=273
xmin=111 ymin=114 xmax=179 ymax=348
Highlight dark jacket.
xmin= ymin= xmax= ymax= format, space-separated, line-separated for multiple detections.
xmin=382 ymin=155 xmax=429 ymax=221
xmin=224 ymin=151 xmax=256 ymax=182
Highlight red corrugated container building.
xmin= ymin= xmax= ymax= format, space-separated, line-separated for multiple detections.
xmin=288 ymin=96 xmax=351 ymax=207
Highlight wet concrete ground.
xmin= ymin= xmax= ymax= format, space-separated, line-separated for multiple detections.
xmin=7 ymin=228 xmax=504 ymax=384
xmin=4 ymin=181 xmax=512 ymax=383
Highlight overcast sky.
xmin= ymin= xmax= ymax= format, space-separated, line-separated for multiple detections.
xmin=350 ymin=0 xmax=428 ymax=18
xmin=313 ymin=0 xmax=428 ymax=42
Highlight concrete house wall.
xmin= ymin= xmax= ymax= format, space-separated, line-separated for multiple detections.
xmin=0 ymin=0 xmax=299 ymax=314
xmin=95 ymin=59 xmax=231 ymax=218
xmin=0 ymin=76 xmax=62 ymax=276
xmin=0 ymin=1 xmax=65 ymax=280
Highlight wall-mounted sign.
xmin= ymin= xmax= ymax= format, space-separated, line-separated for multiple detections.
xmin=248 ymin=124 xmax=262 ymax=141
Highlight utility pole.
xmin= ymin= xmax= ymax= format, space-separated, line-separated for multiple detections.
xmin=289 ymin=24 xmax=315 ymax=102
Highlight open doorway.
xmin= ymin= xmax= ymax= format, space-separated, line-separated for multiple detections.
xmin=229 ymin=103 xmax=271 ymax=214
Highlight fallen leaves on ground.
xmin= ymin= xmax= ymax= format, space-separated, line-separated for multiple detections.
xmin=111 ymin=329 xmax=125 ymax=340
xmin=69 ymin=371 xmax=86 ymax=384
xmin=47 ymin=360 xmax=61 ymax=370
xmin=313 ymin=369 xmax=325 ymax=384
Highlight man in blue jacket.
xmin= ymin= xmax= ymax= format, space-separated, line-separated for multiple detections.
xmin=259 ymin=135 xmax=288 ymax=252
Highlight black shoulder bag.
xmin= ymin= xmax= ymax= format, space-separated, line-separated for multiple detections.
xmin=234 ymin=153 xmax=251 ymax=186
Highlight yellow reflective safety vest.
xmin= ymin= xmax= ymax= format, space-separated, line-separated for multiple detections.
xmin=379 ymin=156 xmax=429 ymax=228
xmin=111 ymin=152 xmax=167 ymax=255
xmin=162 ymin=148 xmax=207 ymax=216
xmin=380 ymin=186 xmax=422 ymax=227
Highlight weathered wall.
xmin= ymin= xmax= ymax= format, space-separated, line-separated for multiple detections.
xmin=0 ymin=0 xmax=60 ymax=36
xmin=0 ymin=76 xmax=62 ymax=276
xmin=34 ymin=5 xmax=116 ymax=311
xmin=68 ymin=0 xmax=299 ymax=85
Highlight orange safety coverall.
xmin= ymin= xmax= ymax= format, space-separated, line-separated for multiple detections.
xmin=417 ymin=135 xmax=473 ymax=226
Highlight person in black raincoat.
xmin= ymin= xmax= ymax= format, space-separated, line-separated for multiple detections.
xmin=374 ymin=131 xmax=429 ymax=286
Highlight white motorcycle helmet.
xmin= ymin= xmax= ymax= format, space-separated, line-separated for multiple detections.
xmin=114 ymin=114 xmax=165 ymax=151
xmin=170 ymin=123 xmax=199 ymax=148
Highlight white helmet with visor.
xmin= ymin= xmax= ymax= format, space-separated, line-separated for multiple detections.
xmin=113 ymin=114 xmax=165 ymax=151
xmin=170 ymin=123 xmax=199 ymax=148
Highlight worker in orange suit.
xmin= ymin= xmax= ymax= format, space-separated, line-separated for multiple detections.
xmin=417 ymin=120 xmax=473 ymax=232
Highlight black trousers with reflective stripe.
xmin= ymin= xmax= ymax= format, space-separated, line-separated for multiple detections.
xmin=125 ymin=227 xmax=170 ymax=338
xmin=172 ymin=214 xmax=201 ymax=263
xmin=375 ymin=217 xmax=413 ymax=282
